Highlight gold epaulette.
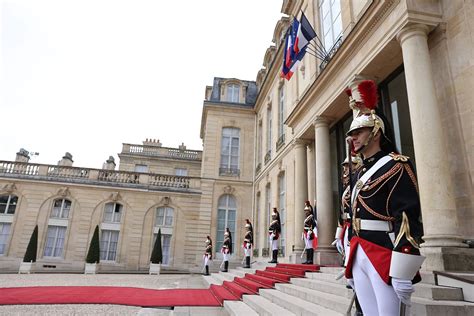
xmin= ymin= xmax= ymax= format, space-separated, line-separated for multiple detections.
xmin=389 ymin=152 xmax=409 ymax=162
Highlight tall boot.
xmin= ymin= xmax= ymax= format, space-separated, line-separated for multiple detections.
xmin=268 ymin=249 xmax=278 ymax=263
xmin=302 ymin=249 xmax=309 ymax=264
xmin=205 ymin=265 xmax=209 ymax=276
xmin=222 ymin=261 xmax=228 ymax=272
xmin=308 ymin=249 xmax=314 ymax=264
xmin=244 ymin=256 xmax=251 ymax=268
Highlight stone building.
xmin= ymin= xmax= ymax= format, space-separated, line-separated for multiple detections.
xmin=1 ymin=0 xmax=472 ymax=277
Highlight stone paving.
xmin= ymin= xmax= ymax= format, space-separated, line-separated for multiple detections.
xmin=0 ymin=273 xmax=207 ymax=316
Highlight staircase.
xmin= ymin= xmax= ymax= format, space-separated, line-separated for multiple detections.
xmin=202 ymin=263 xmax=474 ymax=316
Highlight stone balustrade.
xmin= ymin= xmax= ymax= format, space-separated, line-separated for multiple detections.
xmin=0 ymin=160 xmax=199 ymax=192
xmin=122 ymin=144 xmax=202 ymax=160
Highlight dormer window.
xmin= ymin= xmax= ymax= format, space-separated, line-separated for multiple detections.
xmin=226 ymin=84 xmax=240 ymax=103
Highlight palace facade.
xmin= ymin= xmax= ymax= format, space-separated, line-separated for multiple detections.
xmin=1 ymin=0 xmax=472 ymax=273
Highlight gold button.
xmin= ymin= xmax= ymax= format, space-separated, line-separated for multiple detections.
xmin=362 ymin=168 xmax=367 ymax=172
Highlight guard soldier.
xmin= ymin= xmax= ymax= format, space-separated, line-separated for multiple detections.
xmin=268 ymin=208 xmax=281 ymax=263
xmin=203 ymin=236 xmax=213 ymax=276
xmin=243 ymin=219 xmax=253 ymax=268
xmin=302 ymin=201 xmax=315 ymax=264
xmin=342 ymin=79 xmax=424 ymax=316
xmin=220 ymin=228 xmax=232 ymax=272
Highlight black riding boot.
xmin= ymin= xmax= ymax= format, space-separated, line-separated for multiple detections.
xmin=222 ymin=261 xmax=228 ymax=272
xmin=302 ymin=249 xmax=310 ymax=264
xmin=244 ymin=256 xmax=251 ymax=268
xmin=308 ymin=249 xmax=314 ymax=264
xmin=205 ymin=265 xmax=209 ymax=276
xmin=268 ymin=249 xmax=278 ymax=263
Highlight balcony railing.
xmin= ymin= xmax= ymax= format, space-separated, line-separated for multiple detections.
xmin=219 ymin=167 xmax=240 ymax=177
xmin=0 ymin=160 xmax=199 ymax=192
xmin=122 ymin=144 xmax=202 ymax=161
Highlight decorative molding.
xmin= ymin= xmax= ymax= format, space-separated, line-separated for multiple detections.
xmin=110 ymin=192 xmax=122 ymax=202
xmin=223 ymin=185 xmax=235 ymax=195
xmin=57 ymin=187 xmax=70 ymax=197
xmin=2 ymin=183 xmax=17 ymax=194
xmin=160 ymin=196 xmax=171 ymax=206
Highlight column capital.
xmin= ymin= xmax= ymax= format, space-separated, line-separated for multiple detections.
xmin=313 ymin=116 xmax=330 ymax=128
xmin=293 ymin=138 xmax=309 ymax=148
xmin=396 ymin=23 xmax=430 ymax=45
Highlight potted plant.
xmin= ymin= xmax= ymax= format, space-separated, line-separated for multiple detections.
xmin=19 ymin=225 xmax=38 ymax=274
xmin=85 ymin=225 xmax=100 ymax=274
xmin=149 ymin=228 xmax=163 ymax=275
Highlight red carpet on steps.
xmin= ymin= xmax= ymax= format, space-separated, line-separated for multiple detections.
xmin=0 ymin=263 xmax=320 ymax=307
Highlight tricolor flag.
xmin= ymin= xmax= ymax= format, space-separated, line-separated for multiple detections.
xmin=281 ymin=19 xmax=305 ymax=80
xmin=293 ymin=13 xmax=316 ymax=55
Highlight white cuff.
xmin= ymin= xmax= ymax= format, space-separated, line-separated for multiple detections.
xmin=389 ymin=251 xmax=425 ymax=280
xmin=335 ymin=227 xmax=343 ymax=239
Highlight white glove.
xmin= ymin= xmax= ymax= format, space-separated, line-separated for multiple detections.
xmin=392 ymin=277 xmax=414 ymax=306
xmin=331 ymin=238 xmax=344 ymax=255
xmin=347 ymin=278 xmax=355 ymax=289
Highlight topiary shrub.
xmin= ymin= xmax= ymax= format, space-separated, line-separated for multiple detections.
xmin=23 ymin=225 xmax=38 ymax=263
xmin=150 ymin=228 xmax=163 ymax=264
xmin=86 ymin=225 xmax=100 ymax=264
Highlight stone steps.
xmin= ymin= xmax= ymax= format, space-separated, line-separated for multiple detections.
xmin=242 ymin=294 xmax=296 ymax=316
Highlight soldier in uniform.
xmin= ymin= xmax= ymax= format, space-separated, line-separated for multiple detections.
xmin=243 ymin=219 xmax=253 ymax=268
xmin=220 ymin=228 xmax=232 ymax=272
xmin=302 ymin=201 xmax=316 ymax=264
xmin=203 ymin=236 xmax=213 ymax=276
xmin=342 ymin=79 xmax=424 ymax=316
xmin=268 ymin=207 xmax=281 ymax=263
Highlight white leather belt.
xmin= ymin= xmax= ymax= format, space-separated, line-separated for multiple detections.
xmin=360 ymin=219 xmax=392 ymax=232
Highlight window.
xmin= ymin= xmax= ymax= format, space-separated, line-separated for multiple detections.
xmin=0 ymin=223 xmax=11 ymax=254
xmin=103 ymin=202 xmax=122 ymax=223
xmin=220 ymin=127 xmax=240 ymax=175
xmin=278 ymin=173 xmax=286 ymax=256
xmin=51 ymin=199 xmax=71 ymax=219
xmin=100 ymin=230 xmax=119 ymax=261
xmin=267 ymin=107 xmax=272 ymax=156
xmin=226 ymin=84 xmax=240 ymax=103
xmin=216 ymin=195 xmax=236 ymax=251
xmin=153 ymin=233 xmax=171 ymax=265
xmin=156 ymin=207 xmax=174 ymax=227
xmin=319 ymin=0 xmax=342 ymax=50
xmin=175 ymin=168 xmax=188 ymax=176
xmin=278 ymin=86 xmax=285 ymax=138
xmin=134 ymin=164 xmax=148 ymax=173
xmin=258 ymin=122 xmax=263 ymax=165
xmin=43 ymin=226 xmax=66 ymax=257
xmin=0 ymin=195 xmax=18 ymax=215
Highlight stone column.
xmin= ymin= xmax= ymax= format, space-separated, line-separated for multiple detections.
xmin=397 ymin=24 xmax=469 ymax=271
xmin=314 ymin=117 xmax=339 ymax=265
xmin=293 ymin=139 xmax=308 ymax=254
xmin=307 ymin=142 xmax=316 ymax=203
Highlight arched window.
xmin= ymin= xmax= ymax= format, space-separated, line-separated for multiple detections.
xmin=216 ymin=195 xmax=236 ymax=252
xmin=51 ymin=199 xmax=71 ymax=219
xmin=278 ymin=173 xmax=286 ymax=256
xmin=0 ymin=195 xmax=18 ymax=215
xmin=103 ymin=202 xmax=122 ymax=223
xmin=154 ymin=206 xmax=174 ymax=265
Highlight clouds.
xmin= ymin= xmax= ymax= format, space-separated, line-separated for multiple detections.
xmin=1 ymin=0 xmax=282 ymax=168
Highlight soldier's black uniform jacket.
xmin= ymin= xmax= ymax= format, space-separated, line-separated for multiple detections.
xmin=222 ymin=232 xmax=233 ymax=254
xmin=304 ymin=208 xmax=315 ymax=240
xmin=205 ymin=240 xmax=213 ymax=259
xmin=244 ymin=225 xmax=253 ymax=246
xmin=268 ymin=214 xmax=281 ymax=240
xmin=345 ymin=150 xmax=424 ymax=283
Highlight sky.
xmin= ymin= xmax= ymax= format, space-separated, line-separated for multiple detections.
xmin=0 ymin=0 xmax=283 ymax=168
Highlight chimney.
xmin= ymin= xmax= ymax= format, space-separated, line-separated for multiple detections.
xmin=143 ymin=138 xmax=162 ymax=147
xmin=179 ymin=143 xmax=187 ymax=151
xmin=58 ymin=152 xmax=73 ymax=166
xmin=103 ymin=156 xmax=116 ymax=170
xmin=15 ymin=148 xmax=30 ymax=163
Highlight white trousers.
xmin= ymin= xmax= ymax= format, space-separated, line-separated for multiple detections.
xmin=243 ymin=246 xmax=251 ymax=257
xmin=304 ymin=235 xmax=312 ymax=249
xmin=352 ymin=245 xmax=403 ymax=316
xmin=222 ymin=253 xmax=230 ymax=261
xmin=204 ymin=255 xmax=210 ymax=266
xmin=269 ymin=236 xmax=279 ymax=250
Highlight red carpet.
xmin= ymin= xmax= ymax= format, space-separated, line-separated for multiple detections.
xmin=0 ymin=263 xmax=320 ymax=307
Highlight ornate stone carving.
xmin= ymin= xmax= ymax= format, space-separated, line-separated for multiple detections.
xmin=223 ymin=185 xmax=235 ymax=195
xmin=161 ymin=196 xmax=171 ymax=206
xmin=110 ymin=192 xmax=122 ymax=202
xmin=57 ymin=187 xmax=70 ymax=197
xmin=2 ymin=183 xmax=17 ymax=194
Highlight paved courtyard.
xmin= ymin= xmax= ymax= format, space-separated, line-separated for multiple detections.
xmin=0 ymin=273 xmax=208 ymax=316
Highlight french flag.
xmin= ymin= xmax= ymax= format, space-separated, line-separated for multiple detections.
xmin=293 ymin=12 xmax=316 ymax=55
xmin=281 ymin=19 xmax=303 ymax=80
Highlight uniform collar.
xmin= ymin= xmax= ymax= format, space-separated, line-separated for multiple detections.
xmin=363 ymin=150 xmax=387 ymax=166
